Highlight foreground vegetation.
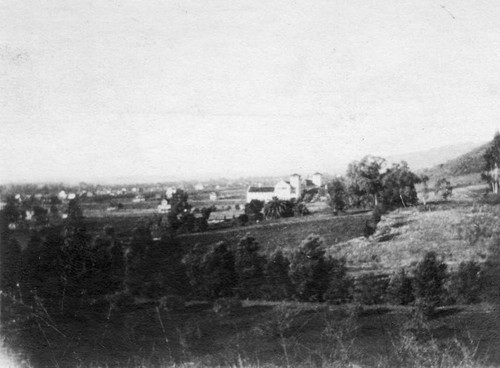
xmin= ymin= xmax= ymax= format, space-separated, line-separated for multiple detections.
xmin=4 ymin=136 xmax=500 ymax=367
xmin=2 ymin=189 xmax=500 ymax=367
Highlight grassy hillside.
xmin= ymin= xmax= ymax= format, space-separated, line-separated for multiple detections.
xmin=330 ymin=184 xmax=496 ymax=274
xmin=178 ymin=212 xmax=370 ymax=256
xmin=418 ymin=142 xmax=490 ymax=186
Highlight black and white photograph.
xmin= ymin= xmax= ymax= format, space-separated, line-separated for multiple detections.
xmin=2 ymin=1 xmax=500 ymax=367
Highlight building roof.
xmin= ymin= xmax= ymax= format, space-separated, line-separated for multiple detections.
xmin=248 ymin=186 xmax=275 ymax=193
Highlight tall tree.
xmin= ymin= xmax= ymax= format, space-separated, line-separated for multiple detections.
xmin=327 ymin=177 xmax=348 ymax=215
xmin=483 ymin=132 xmax=500 ymax=193
xmin=346 ymin=156 xmax=385 ymax=207
xmin=380 ymin=161 xmax=421 ymax=207
xmin=235 ymin=235 xmax=266 ymax=298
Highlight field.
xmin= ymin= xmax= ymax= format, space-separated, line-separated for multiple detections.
xmin=178 ymin=211 xmax=369 ymax=256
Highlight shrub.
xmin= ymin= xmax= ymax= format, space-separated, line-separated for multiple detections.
xmin=386 ymin=268 xmax=414 ymax=305
xmin=447 ymin=261 xmax=482 ymax=304
xmin=412 ymin=252 xmax=448 ymax=315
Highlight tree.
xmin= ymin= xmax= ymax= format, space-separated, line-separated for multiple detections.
xmin=380 ymin=161 xmax=421 ymax=207
xmin=434 ymin=178 xmax=453 ymax=200
xmin=386 ymin=268 xmax=414 ymax=305
xmin=33 ymin=205 xmax=49 ymax=226
xmin=447 ymin=261 xmax=482 ymax=304
xmin=235 ymin=235 xmax=266 ymax=298
xmin=67 ymin=198 xmax=83 ymax=225
xmin=289 ymin=235 xmax=333 ymax=302
xmin=262 ymin=250 xmax=293 ymax=300
xmin=419 ymin=175 xmax=430 ymax=205
xmin=483 ymin=132 xmax=500 ymax=193
xmin=264 ymin=197 xmax=287 ymax=219
xmin=327 ymin=177 xmax=348 ymax=215
xmin=0 ymin=238 xmax=21 ymax=293
xmin=413 ymin=251 xmax=448 ymax=315
xmin=2 ymin=196 xmax=19 ymax=224
xmin=166 ymin=189 xmax=192 ymax=233
xmin=346 ymin=156 xmax=386 ymax=207
xmin=245 ymin=199 xmax=264 ymax=217
xmin=184 ymin=242 xmax=238 ymax=300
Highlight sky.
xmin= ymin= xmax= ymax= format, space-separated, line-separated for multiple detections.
xmin=2 ymin=0 xmax=500 ymax=183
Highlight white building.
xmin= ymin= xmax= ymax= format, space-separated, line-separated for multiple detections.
xmin=166 ymin=187 xmax=176 ymax=199
xmin=132 ymin=195 xmax=145 ymax=203
xmin=57 ymin=190 xmax=67 ymax=201
xmin=246 ymin=186 xmax=275 ymax=203
xmin=246 ymin=173 xmax=323 ymax=203
xmin=209 ymin=192 xmax=217 ymax=201
xmin=157 ymin=199 xmax=171 ymax=214
xmin=194 ymin=183 xmax=204 ymax=191
xmin=312 ymin=172 xmax=323 ymax=187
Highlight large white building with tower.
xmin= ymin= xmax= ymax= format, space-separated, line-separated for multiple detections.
xmin=246 ymin=173 xmax=322 ymax=203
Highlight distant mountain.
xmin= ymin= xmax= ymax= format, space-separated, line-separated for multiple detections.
xmin=386 ymin=142 xmax=485 ymax=171
xmin=418 ymin=142 xmax=491 ymax=183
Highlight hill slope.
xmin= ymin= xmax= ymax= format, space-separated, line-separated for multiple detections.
xmin=419 ymin=142 xmax=490 ymax=184
xmin=386 ymin=141 xmax=484 ymax=171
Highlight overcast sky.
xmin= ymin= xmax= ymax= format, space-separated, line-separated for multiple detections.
xmin=2 ymin=0 xmax=500 ymax=183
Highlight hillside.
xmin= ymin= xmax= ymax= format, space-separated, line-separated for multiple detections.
xmin=386 ymin=141 xmax=484 ymax=171
xmin=418 ymin=141 xmax=490 ymax=185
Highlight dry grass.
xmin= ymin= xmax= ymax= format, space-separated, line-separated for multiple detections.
xmin=330 ymin=187 xmax=500 ymax=274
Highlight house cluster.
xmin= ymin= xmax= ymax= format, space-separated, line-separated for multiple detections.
xmin=246 ymin=173 xmax=324 ymax=203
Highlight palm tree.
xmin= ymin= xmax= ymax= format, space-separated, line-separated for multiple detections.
xmin=264 ymin=197 xmax=287 ymax=219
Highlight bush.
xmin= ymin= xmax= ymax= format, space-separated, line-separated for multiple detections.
xmin=447 ymin=261 xmax=482 ymax=304
xmin=386 ymin=268 xmax=414 ymax=305
xmin=413 ymin=252 xmax=448 ymax=315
